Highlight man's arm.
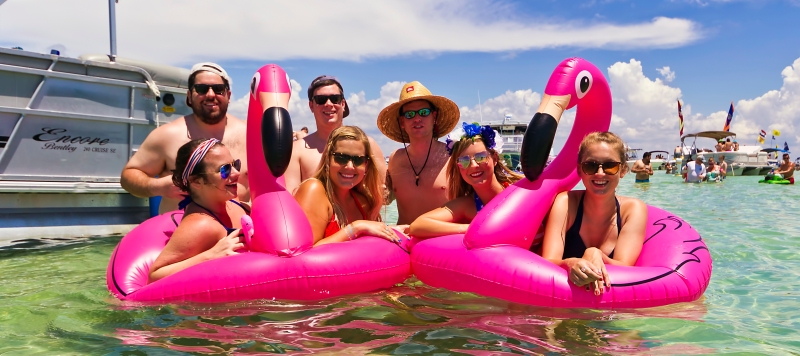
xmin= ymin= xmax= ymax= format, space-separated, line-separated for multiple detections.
xmin=120 ymin=129 xmax=183 ymax=199
xmin=367 ymin=137 xmax=387 ymax=186
xmin=384 ymin=151 xmax=397 ymax=205
xmin=630 ymin=161 xmax=644 ymax=173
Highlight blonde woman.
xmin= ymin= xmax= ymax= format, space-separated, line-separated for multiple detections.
xmin=294 ymin=126 xmax=398 ymax=246
xmin=409 ymin=122 xmax=523 ymax=238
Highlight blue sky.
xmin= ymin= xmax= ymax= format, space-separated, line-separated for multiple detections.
xmin=2 ymin=0 xmax=799 ymax=154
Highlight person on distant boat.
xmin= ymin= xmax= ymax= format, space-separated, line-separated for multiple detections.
xmin=674 ymin=145 xmax=683 ymax=159
xmin=294 ymin=126 xmax=398 ymax=246
xmin=409 ymin=122 xmax=524 ymax=239
xmin=630 ymin=151 xmax=653 ymax=183
xmin=148 ymin=139 xmax=248 ymax=283
xmin=541 ymin=132 xmax=647 ymax=296
xmin=733 ymin=140 xmax=740 ymax=151
xmin=723 ymin=138 xmax=734 ymax=151
xmin=284 ymin=76 xmax=386 ymax=195
xmin=378 ymin=81 xmax=460 ymax=225
xmin=292 ymin=126 xmax=309 ymax=141
xmin=774 ymin=153 xmax=795 ymax=184
xmin=718 ymin=155 xmax=729 ymax=179
xmin=684 ymin=156 xmax=707 ymax=183
xmin=121 ymin=63 xmax=249 ymax=214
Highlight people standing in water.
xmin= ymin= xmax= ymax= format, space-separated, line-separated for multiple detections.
xmin=541 ymin=132 xmax=647 ymax=295
xmin=718 ymin=155 xmax=728 ymax=179
xmin=706 ymin=157 xmax=720 ymax=182
xmin=630 ymin=151 xmax=653 ymax=183
xmin=409 ymin=122 xmax=523 ymax=238
xmin=149 ymin=139 xmax=248 ymax=283
xmin=774 ymin=153 xmax=796 ymax=184
xmin=684 ymin=156 xmax=707 ymax=183
xmin=121 ymin=63 xmax=249 ymax=214
xmin=378 ymin=81 xmax=460 ymax=225
xmin=284 ymin=76 xmax=386 ymax=194
xmin=294 ymin=126 xmax=398 ymax=246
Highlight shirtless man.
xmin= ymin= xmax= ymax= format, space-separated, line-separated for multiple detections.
xmin=723 ymin=138 xmax=734 ymax=151
xmin=284 ymin=75 xmax=385 ymax=194
xmin=121 ymin=63 xmax=249 ymax=213
xmin=714 ymin=139 xmax=724 ymax=152
xmin=377 ymin=81 xmax=459 ymax=224
xmin=630 ymin=151 xmax=654 ymax=183
xmin=718 ymin=154 xmax=729 ymax=178
xmin=775 ymin=153 xmax=795 ymax=184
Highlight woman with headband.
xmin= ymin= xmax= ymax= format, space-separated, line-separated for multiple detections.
xmin=541 ymin=132 xmax=647 ymax=296
xmin=148 ymin=138 xmax=249 ymax=282
xmin=294 ymin=126 xmax=398 ymax=246
xmin=409 ymin=122 xmax=523 ymax=238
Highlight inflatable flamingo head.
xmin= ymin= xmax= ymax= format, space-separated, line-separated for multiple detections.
xmin=544 ymin=57 xmax=607 ymax=110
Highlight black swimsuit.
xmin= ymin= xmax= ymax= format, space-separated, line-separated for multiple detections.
xmin=562 ymin=193 xmax=621 ymax=259
xmin=193 ymin=200 xmax=250 ymax=234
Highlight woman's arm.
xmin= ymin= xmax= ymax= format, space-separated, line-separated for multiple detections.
xmin=408 ymin=197 xmax=473 ymax=238
xmin=601 ymin=197 xmax=647 ymax=266
xmin=294 ymin=179 xmax=335 ymax=244
xmin=148 ymin=217 xmax=242 ymax=283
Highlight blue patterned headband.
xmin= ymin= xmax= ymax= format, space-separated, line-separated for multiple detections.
xmin=445 ymin=122 xmax=503 ymax=156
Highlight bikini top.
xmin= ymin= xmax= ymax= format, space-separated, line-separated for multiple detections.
xmin=324 ymin=190 xmax=368 ymax=237
xmin=562 ymin=193 xmax=621 ymax=260
xmin=192 ymin=200 xmax=251 ymax=235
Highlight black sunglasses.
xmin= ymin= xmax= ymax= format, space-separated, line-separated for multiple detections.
xmin=331 ymin=152 xmax=368 ymax=167
xmin=402 ymin=108 xmax=433 ymax=120
xmin=580 ymin=161 xmax=621 ymax=175
xmin=193 ymin=84 xmax=227 ymax=95
xmin=312 ymin=94 xmax=344 ymax=105
xmin=200 ymin=159 xmax=241 ymax=180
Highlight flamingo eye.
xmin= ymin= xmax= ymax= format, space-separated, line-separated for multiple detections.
xmin=575 ymin=70 xmax=592 ymax=99
xmin=250 ymin=72 xmax=261 ymax=96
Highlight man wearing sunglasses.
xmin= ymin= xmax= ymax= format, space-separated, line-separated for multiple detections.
xmin=629 ymin=151 xmax=654 ymax=183
xmin=377 ymin=81 xmax=460 ymax=224
xmin=121 ymin=62 xmax=250 ymax=213
xmin=284 ymin=75 xmax=386 ymax=194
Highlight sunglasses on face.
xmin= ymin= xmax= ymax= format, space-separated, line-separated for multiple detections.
xmin=200 ymin=159 xmax=241 ymax=180
xmin=402 ymin=108 xmax=433 ymax=120
xmin=193 ymin=84 xmax=227 ymax=95
xmin=580 ymin=161 xmax=621 ymax=175
xmin=331 ymin=152 xmax=368 ymax=167
xmin=312 ymin=94 xmax=344 ymax=105
xmin=457 ymin=151 xmax=490 ymax=169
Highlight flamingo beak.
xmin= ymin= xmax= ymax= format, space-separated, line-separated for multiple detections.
xmin=520 ymin=93 xmax=570 ymax=181
xmin=258 ymin=89 xmax=293 ymax=177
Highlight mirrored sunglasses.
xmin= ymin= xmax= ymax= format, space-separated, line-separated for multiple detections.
xmin=193 ymin=83 xmax=227 ymax=95
xmin=312 ymin=94 xmax=344 ymax=105
xmin=580 ymin=161 xmax=621 ymax=175
xmin=457 ymin=151 xmax=490 ymax=169
xmin=331 ymin=152 xmax=368 ymax=167
xmin=403 ymin=108 xmax=433 ymax=120
xmin=199 ymin=159 xmax=241 ymax=180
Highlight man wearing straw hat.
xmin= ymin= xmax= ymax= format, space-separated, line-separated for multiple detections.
xmin=284 ymin=75 xmax=386 ymax=194
xmin=378 ymin=81 xmax=459 ymax=224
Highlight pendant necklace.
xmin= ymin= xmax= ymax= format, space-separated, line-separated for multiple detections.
xmin=404 ymin=135 xmax=433 ymax=186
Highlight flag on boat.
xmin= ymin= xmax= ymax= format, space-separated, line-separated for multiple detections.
xmin=785 ymin=141 xmax=790 ymax=151
xmin=677 ymin=100 xmax=684 ymax=136
xmin=723 ymin=102 xmax=734 ymax=132
xmin=758 ymin=137 xmax=765 ymax=144
xmin=760 ymin=129 xmax=767 ymax=138
xmin=772 ymin=129 xmax=781 ymax=137
xmin=758 ymin=129 xmax=766 ymax=144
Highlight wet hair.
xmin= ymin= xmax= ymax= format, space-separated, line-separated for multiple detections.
xmin=172 ymin=139 xmax=226 ymax=196
xmin=577 ymin=132 xmax=629 ymax=174
xmin=446 ymin=136 xmax=523 ymax=200
xmin=312 ymin=126 xmax=383 ymax=226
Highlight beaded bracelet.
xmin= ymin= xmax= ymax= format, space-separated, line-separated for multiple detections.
xmin=346 ymin=224 xmax=355 ymax=240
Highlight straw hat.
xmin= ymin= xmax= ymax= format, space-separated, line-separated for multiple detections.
xmin=377 ymin=81 xmax=460 ymax=143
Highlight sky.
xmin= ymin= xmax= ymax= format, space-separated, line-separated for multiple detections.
xmin=2 ymin=0 xmax=799 ymax=155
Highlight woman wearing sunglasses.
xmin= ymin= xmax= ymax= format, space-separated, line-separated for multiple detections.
xmin=541 ymin=132 xmax=647 ymax=295
xmin=149 ymin=138 xmax=249 ymax=283
xmin=409 ymin=122 xmax=523 ymax=238
xmin=294 ymin=126 xmax=398 ymax=246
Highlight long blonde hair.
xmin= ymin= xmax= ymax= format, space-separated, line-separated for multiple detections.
xmin=446 ymin=137 xmax=523 ymax=200
xmin=313 ymin=126 xmax=383 ymax=226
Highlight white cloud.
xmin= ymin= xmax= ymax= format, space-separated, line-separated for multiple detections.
xmin=0 ymin=0 xmax=702 ymax=64
xmin=657 ymin=66 xmax=676 ymax=82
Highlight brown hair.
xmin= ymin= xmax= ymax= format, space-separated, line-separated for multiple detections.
xmin=312 ymin=126 xmax=383 ymax=226
xmin=446 ymin=137 xmax=523 ymax=200
xmin=577 ymin=132 xmax=629 ymax=174
xmin=172 ymin=139 xmax=225 ymax=197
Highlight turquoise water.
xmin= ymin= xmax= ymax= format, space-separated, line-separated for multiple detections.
xmin=1 ymin=173 xmax=799 ymax=354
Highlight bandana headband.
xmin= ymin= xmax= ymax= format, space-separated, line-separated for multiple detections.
xmin=181 ymin=138 xmax=220 ymax=186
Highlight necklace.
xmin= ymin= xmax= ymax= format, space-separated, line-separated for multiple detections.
xmin=403 ymin=135 xmax=434 ymax=186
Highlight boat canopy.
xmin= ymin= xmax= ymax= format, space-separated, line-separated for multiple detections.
xmin=761 ymin=148 xmax=790 ymax=153
xmin=79 ymin=54 xmax=190 ymax=89
xmin=681 ymin=131 xmax=737 ymax=143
